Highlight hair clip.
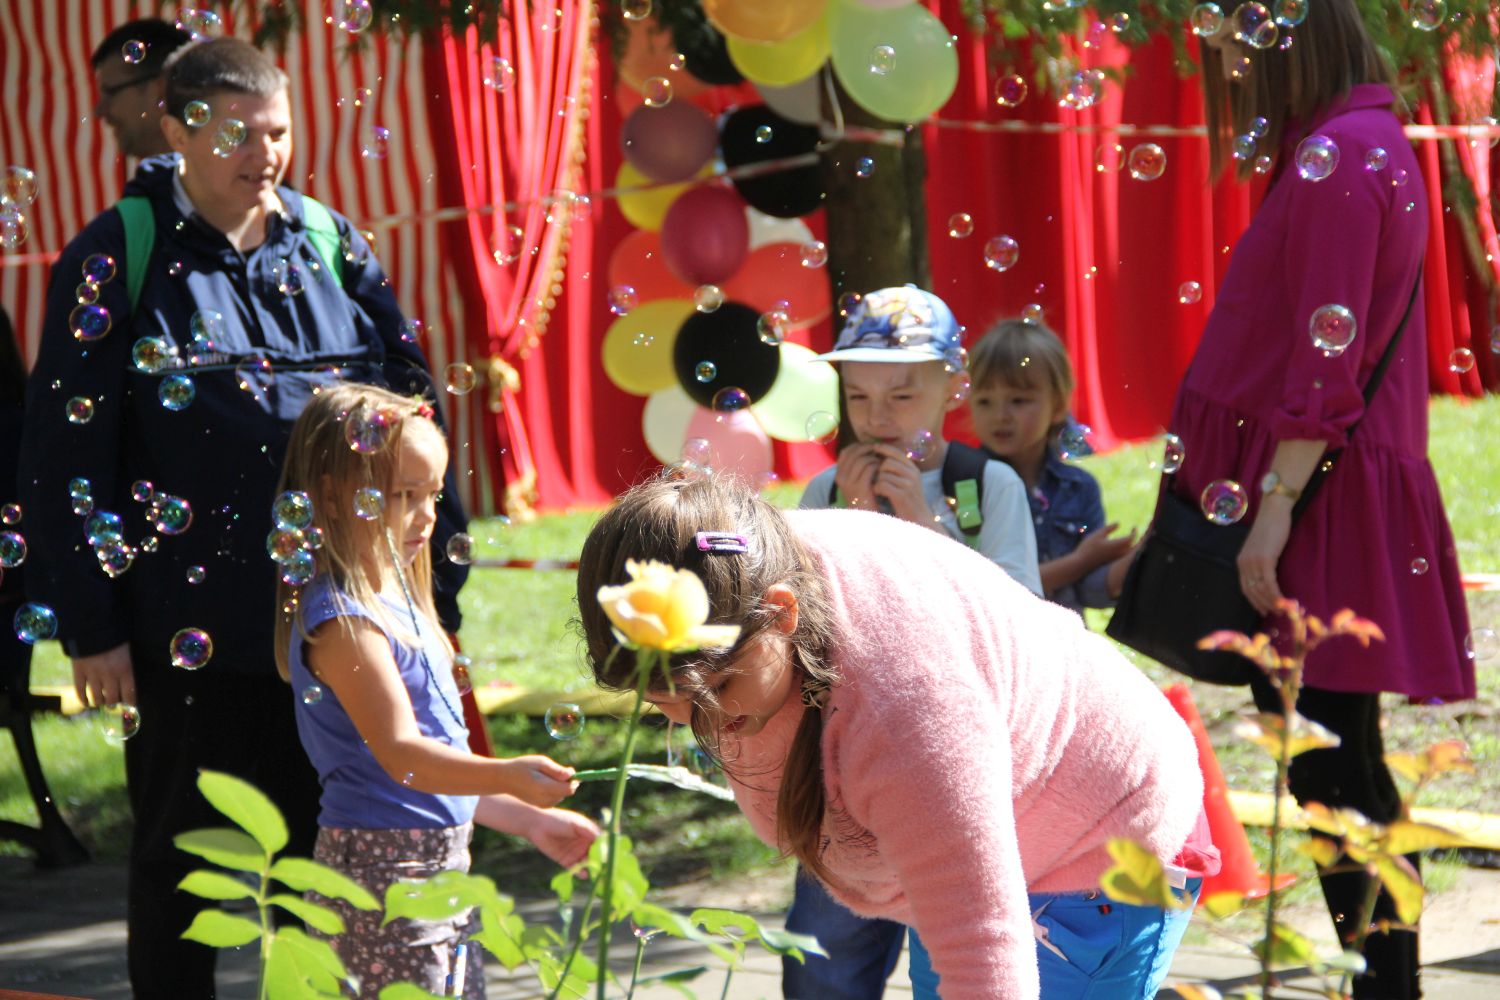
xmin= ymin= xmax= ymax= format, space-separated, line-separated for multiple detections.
xmin=695 ymin=531 xmax=748 ymax=554
xmin=413 ymin=401 xmax=435 ymax=420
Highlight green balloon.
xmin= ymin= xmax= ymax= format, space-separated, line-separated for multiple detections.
xmin=827 ymin=0 xmax=958 ymax=124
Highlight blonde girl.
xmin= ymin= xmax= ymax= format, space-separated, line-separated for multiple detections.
xmin=276 ymin=383 xmax=596 ymax=998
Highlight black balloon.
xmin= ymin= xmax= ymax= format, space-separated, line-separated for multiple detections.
xmin=673 ymin=302 xmax=781 ymax=408
xmin=669 ymin=7 xmax=742 ymax=86
xmin=720 ymin=104 xmax=824 ymax=219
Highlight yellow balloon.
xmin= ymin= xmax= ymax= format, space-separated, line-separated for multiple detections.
xmin=642 ymin=385 xmax=700 ymax=464
xmin=704 ymin=0 xmax=827 ymax=44
xmin=602 ymin=299 xmax=695 ymax=396
xmin=616 ymin=161 xmax=700 ymax=232
xmin=727 ymin=18 xmax=830 ymax=88
xmin=750 ymin=342 xmax=840 ymax=442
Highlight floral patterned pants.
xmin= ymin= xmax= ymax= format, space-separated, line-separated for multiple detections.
xmin=310 ymin=823 xmax=485 ymax=998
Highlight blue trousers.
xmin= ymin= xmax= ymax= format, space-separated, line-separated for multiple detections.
xmin=908 ymin=879 xmax=1201 ymax=999
xmin=782 ymin=870 xmax=904 ymax=1000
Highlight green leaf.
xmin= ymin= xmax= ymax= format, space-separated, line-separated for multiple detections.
xmin=1322 ymin=949 xmax=1368 ymax=976
xmin=269 ymin=893 xmax=346 ymax=935
xmin=263 ymin=928 xmax=347 ymax=999
xmin=377 ymin=985 xmax=447 ymax=1000
xmin=536 ymin=948 xmax=598 ymax=999
xmin=1098 ymin=838 xmax=1188 ymax=910
xmin=196 ymin=770 xmax=290 ymax=854
xmin=381 ymin=870 xmax=507 ymax=926
xmin=592 ymin=834 xmax=649 ymax=922
xmin=630 ymin=903 xmax=737 ymax=964
xmin=550 ymin=866 xmax=574 ymax=904
xmin=761 ymin=925 xmax=829 ymax=961
xmin=1253 ymin=921 xmax=1317 ymax=968
xmin=1233 ymin=712 xmax=1341 ymax=760
xmin=1381 ymin=819 xmax=1473 ymax=855
xmin=472 ymin=903 xmax=528 ymax=970
xmin=635 ymin=965 xmax=709 ymax=998
xmin=174 ymin=827 xmax=266 ymax=873
xmin=1372 ymin=853 xmax=1424 ymax=926
xmin=1200 ymin=891 xmax=1247 ymax=920
xmin=691 ymin=907 xmax=760 ymax=940
xmin=181 ymin=909 xmax=262 ymax=948
xmin=177 ymin=869 xmax=256 ymax=901
xmin=268 ymin=857 xmax=379 ymax=910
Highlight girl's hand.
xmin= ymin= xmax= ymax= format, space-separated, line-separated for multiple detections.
xmin=1075 ymin=523 xmax=1137 ymax=571
xmin=867 ymin=444 xmax=930 ymax=524
xmin=1238 ymin=496 xmax=1293 ymax=614
xmin=502 ymin=755 xmax=578 ymax=807
xmin=833 ymin=444 xmax=882 ymax=511
xmin=527 ymin=808 xmax=601 ymax=869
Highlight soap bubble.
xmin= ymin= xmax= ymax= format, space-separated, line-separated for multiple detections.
xmin=212 ymin=119 xmax=246 ymax=158
xmin=994 ymin=74 xmax=1027 ymax=107
xmin=1022 ymin=303 xmax=1045 ymax=324
xmin=1058 ymin=70 xmax=1103 ymax=111
xmin=335 ymin=0 xmax=374 ymax=32
xmin=234 ymin=355 xmax=275 ymax=404
xmin=273 ymin=491 xmax=314 ymax=531
xmin=14 ymin=602 xmax=57 ymax=643
xmin=170 ymin=628 xmax=213 ymax=670
xmin=1232 ymin=2 xmax=1277 ymax=49
xmin=869 ymin=44 xmax=897 ymax=76
xmin=158 ymin=375 xmax=196 ymax=411
xmin=1409 ymin=0 xmax=1446 ymax=31
xmin=756 ymin=310 xmax=788 ymax=346
xmin=66 ymin=397 xmax=96 ymax=425
xmin=81 ymin=253 xmax=117 ymax=285
xmin=85 ymin=511 xmax=123 ymax=545
xmin=621 ymin=0 xmax=652 ymax=20
xmin=281 ymin=549 xmax=315 ymax=586
xmin=694 ymin=361 xmax=718 ymax=383
xmin=272 ymin=257 xmax=304 ymax=297
xmin=1464 ymin=628 xmax=1498 ymax=660
xmin=267 ymin=528 xmax=307 ymax=563
xmin=1178 ymin=282 xmax=1202 ymax=305
xmin=76 ymin=282 xmax=100 ymax=305
xmin=0 ymin=205 xmax=27 ymax=250
xmin=445 ymin=363 xmax=477 ymax=395
xmin=175 ymin=8 xmax=222 ymax=40
xmin=445 ymin=533 xmax=474 ymax=565
xmin=132 ymin=336 xmax=176 ymax=374
xmin=122 ymin=38 xmax=149 ymax=63
xmin=361 ymin=125 xmax=390 ymax=160
xmin=854 ymin=157 xmax=875 ymax=179
xmin=186 ymin=565 xmax=206 ymax=585
xmin=681 ymin=438 xmax=713 ymax=466
xmin=0 ymin=531 xmax=25 ymax=568
xmin=754 ymin=124 xmax=774 ymax=144
xmin=800 ymin=240 xmax=828 ymax=269
xmin=544 ymin=702 xmax=585 ymax=741
xmin=906 ymin=429 xmax=937 ymax=463
xmin=1200 ymin=479 xmax=1249 ymax=525
xmin=492 ymin=223 xmax=526 ymax=265
xmin=607 ymin=285 xmax=637 ymax=316
xmin=130 ymin=481 xmax=154 ymax=503
xmin=947 ymin=213 xmax=974 ymax=238
xmin=983 ymin=235 xmax=1020 ymax=272
xmin=345 ymin=408 xmax=393 ymax=454
xmin=485 ymin=57 xmax=516 ymax=92
xmin=69 ymin=305 xmax=112 ymax=342
xmin=98 ymin=703 xmax=142 ymax=745
xmin=301 ymin=684 xmax=324 ymax=705
xmin=3 ymin=165 xmax=38 ymax=206
xmin=72 ymin=496 xmax=94 ymax=517
xmin=1190 ymin=3 xmax=1225 ymax=36
xmin=642 ymin=76 xmax=673 ymax=108
xmin=1294 ymin=135 xmax=1339 ymax=181
xmin=1126 ymin=143 xmax=1166 ymax=181
xmin=1448 ymin=348 xmax=1475 ymax=374
xmin=805 ymin=411 xmax=839 ymax=445
xmin=693 ymin=284 xmax=724 ymax=312
xmin=837 ymin=291 xmax=863 ymax=317
xmin=94 ymin=538 xmax=135 ymax=578
xmin=184 ymin=100 xmax=212 ymax=128
xmin=1364 ymin=147 xmax=1389 ymax=172
xmin=0 ymin=504 xmax=18 ymax=525
xmin=1248 ymin=116 xmax=1269 ymax=138
xmin=711 ymin=387 xmax=751 ymax=413
xmin=1274 ymin=0 xmax=1308 ymax=26
xmin=353 ymin=487 xmax=384 ymax=520
xmin=189 ymin=310 xmax=224 ymax=354
xmin=1309 ymin=304 xmax=1357 ymax=356
xmin=1058 ymin=423 xmax=1094 ymax=460
xmin=139 ymin=536 xmax=160 ymax=555
xmin=1410 ymin=557 xmax=1429 ymax=576
xmin=150 ymin=495 xmax=194 ymax=535
xmin=69 ymin=477 xmax=92 ymax=499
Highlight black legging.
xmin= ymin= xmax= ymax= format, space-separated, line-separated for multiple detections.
xmin=1249 ymin=677 xmax=1420 ymax=999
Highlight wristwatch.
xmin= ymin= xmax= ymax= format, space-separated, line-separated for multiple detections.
xmin=1259 ymin=470 xmax=1302 ymax=502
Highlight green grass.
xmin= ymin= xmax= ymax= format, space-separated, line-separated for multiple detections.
xmin=4 ymin=398 xmax=1497 ymax=897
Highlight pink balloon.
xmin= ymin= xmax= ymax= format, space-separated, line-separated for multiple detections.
xmin=684 ymin=406 xmax=774 ymax=485
xmin=621 ymin=101 xmax=719 ymax=182
xmin=660 ymin=186 xmax=750 ymax=286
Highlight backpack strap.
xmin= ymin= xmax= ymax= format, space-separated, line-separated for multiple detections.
xmin=941 ymin=440 xmax=988 ymax=542
xmin=116 ymin=196 xmax=155 ymax=312
xmin=299 ymin=195 xmax=346 ymax=289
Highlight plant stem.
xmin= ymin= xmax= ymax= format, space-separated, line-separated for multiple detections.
xmin=626 ymin=937 xmax=646 ymax=999
xmin=596 ymin=666 xmax=650 ymax=1000
xmin=1338 ymin=869 xmax=1384 ymax=996
xmin=1260 ymin=684 xmax=1296 ymax=996
xmin=257 ymin=861 xmax=272 ymax=1000
xmin=719 ymin=967 xmax=734 ymax=1000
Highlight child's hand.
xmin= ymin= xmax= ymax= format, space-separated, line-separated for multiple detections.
xmin=833 ymin=444 xmax=883 ymax=511
xmin=527 ymin=808 xmax=601 ymax=869
xmin=1076 ymin=523 xmax=1137 ymax=570
xmin=868 ymin=444 xmax=929 ymax=525
xmin=1106 ymin=537 xmax=1142 ymax=599
xmin=502 ymin=755 xmax=578 ymax=807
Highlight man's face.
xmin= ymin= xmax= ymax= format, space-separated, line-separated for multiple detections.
xmin=93 ymin=56 xmax=170 ymax=159
xmin=168 ymin=89 xmax=294 ymax=215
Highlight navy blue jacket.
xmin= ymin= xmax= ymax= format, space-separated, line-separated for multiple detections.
xmin=19 ymin=156 xmax=468 ymax=672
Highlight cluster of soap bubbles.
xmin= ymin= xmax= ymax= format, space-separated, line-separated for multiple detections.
xmin=175 ymin=8 xmax=222 ymax=42
xmin=1058 ymin=69 xmax=1105 ymax=111
xmin=69 ymin=253 xmax=119 ymax=342
xmin=2 ymin=164 xmax=39 ymax=249
xmin=269 ymin=489 xmax=323 ymax=587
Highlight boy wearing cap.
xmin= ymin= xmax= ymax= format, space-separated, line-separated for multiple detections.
xmin=785 ymin=286 xmax=1041 ymax=1000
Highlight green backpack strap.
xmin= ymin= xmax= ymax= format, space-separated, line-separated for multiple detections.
xmin=116 ymin=196 xmax=155 ymax=312
xmin=299 ymin=195 xmax=345 ymax=289
xmin=941 ymin=440 xmax=989 ymax=546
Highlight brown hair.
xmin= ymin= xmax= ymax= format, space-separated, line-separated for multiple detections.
xmin=164 ymin=37 xmax=289 ymax=125
xmin=272 ymin=382 xmax=450 ymax=682
xmin=1200 ymin=0 xmax=1394 ymax=180
xmin=967 ymin=317 xmax=1074 ymax=439
xmin=575 ymin=473 xmax=842 ymax=882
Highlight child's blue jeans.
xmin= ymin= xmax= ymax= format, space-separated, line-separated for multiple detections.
xmin=907 ymin=879 xmax=1201 ymax=999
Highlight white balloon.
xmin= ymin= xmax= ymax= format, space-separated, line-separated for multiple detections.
xmin=746 ymin=207 xmax=814 ymax=251
xmin=642 ymin=384 xmax=700 ymax=465
xmin=755 ymin=75 xmax=823 ymax=126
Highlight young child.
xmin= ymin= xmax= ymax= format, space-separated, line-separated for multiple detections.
xmin=968 ymin=317 xmax=1136 ymax=614
xmin=576 ymin=474 xmax=1218 ymax=999
xmin=802 ymin=285 xmax=1042 ymax=597
xmin=274 ymin=383 xmax=598 ymax=998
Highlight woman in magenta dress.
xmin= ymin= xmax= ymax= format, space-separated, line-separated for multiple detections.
xmin=1172 ymin=2 xmax=1474 ymax=996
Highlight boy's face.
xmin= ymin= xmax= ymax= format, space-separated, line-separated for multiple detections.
xmin=969 ymin=377 xmax=1065 ymax=462
xmin=840 ymin=360 xmax=962 ymax=449
xmin=165 ymin=88 xmax=293 ymax=217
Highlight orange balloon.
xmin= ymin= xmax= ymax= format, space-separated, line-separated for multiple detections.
xmin=703 ymin=0 xmax=828 ymax=43
xmin=619 ymin=17 xmax=711 ymax=99
xmin=608 ymin=229 xmax=696 ymax=303
xmin=722 ymin=241 xmax=832 ymax=327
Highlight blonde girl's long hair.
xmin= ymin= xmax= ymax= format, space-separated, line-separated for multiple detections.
xmin=574 ymin=473 xmax=843 ymax=885
xmin=272 ymin=382 xmax=452 ymax=682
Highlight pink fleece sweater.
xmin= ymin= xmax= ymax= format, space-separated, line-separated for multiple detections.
xmin=720 ymin=508 xmax=1204 ymax=998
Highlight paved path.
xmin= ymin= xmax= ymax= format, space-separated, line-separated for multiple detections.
xmin=2 ymin=858 xmax=1496 ymax=998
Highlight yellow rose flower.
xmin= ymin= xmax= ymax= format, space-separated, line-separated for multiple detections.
xmin=597 ymin=559 xmax=742 ymax=653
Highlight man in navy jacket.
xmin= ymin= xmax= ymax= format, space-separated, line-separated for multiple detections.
xmin=19 ymin=38 xmax=468 ymax=996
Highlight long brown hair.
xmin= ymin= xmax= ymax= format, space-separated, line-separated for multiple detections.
xmin=575 ymin=473 xmax=842 ymax=883
xmin=1200 ymin=0 xmax=1394 ymax=180
xmin=272 ymin=382 xmax=450 ymax=681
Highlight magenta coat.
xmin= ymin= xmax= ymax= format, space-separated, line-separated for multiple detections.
xmin=1168 ymin=84 xmax=1474 ymax=701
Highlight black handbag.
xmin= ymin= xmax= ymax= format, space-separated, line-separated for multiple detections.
xmin=1106 ymin=275 xmax=1421 ymax=685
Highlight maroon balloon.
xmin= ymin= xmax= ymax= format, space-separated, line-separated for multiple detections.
xmin=620 ymin=101 xmax=718 ymax=182
xmin=660 ymin=186 xmax=749 ymax=286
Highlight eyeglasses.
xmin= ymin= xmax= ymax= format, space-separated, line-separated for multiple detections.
xmin=97 ymin=76 xmax=153 ymax=100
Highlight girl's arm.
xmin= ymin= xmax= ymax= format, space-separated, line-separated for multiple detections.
xmin=307 ymin=617 xmax=575 ymax=807
xmin=474 ymin=795 xmax=599 ymax=869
